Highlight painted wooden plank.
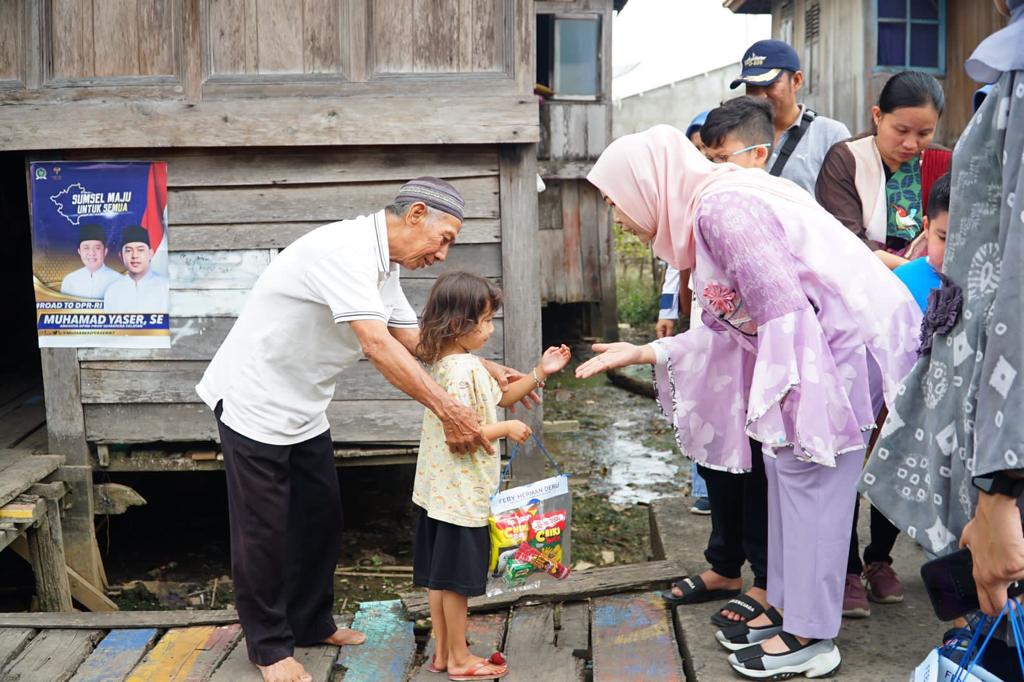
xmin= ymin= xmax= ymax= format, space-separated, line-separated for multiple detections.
xmin=591 ymin=592 xmax=684 ymax=682
xmin=0 ymin=96 xmax=540 ymax=151
xmin=169 ymin=217 xmax=500 ymax=251
xmin=0 ymin=628 xmax=35 ymax=670
xmin=84 ymin=400 xmax=426 ymax=444
xmin=169 ymin=176 xmax=499 ymax=224
xmin=0 ymin=454 xmax=64 ymax=508
xmin=165 ymin=244 xmax=501 ymax=291
xmin=503 ymin=604 xmax=578 ymax=682
xmin=70 ymin=628 xmax=159 ymax=682
xmin=78 ymin=317 xmax=505 ymax=363
xmin=76 ymin=148 xmax=500 ymax=187
xmin=165 ymin=276 xmax=501 ymax=319
xmin=557 ymin=601 xmax=590 ymax=652
xmin=208 ymin=615 xmax=351 ymax=682
xmin=167 ymin=250 xmax=273 ymax=290
xmin=2 ymin=628 xmax=104 ymax=682
xmin=400 ymin=560 xmax=686 ymax=620
xmin=181 ymin=624 xmax=242 ymax=681
xmin=0 ymin=610 xmax=239 ymax=630
xmin=411 ymin=611 xmax=506 ymax=682
xmin=125 ymin=625 xmax=229 ymax=681
xmin=78 ymin=331 xmax=505 ymax=403
xmin=335 ymin=600 xmax=415 ymax=682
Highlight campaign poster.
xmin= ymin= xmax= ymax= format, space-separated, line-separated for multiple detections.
xmin=29 ymin=161 xmax=170 ymax=349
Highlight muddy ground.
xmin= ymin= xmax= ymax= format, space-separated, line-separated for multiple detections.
xmin=0 ymin=326 xmax=690 ymax=615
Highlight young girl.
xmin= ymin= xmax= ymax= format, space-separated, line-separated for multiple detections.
xmin=412 ymin=271 xmax=570 ymax=681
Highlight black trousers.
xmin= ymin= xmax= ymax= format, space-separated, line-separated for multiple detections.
xmin=697 ymin=439 xmax=768 ymax=590
xmin=217 ymin=405 xmax=343 ymax=666
xmin=847 ymin=495 xmax=901 ymax=574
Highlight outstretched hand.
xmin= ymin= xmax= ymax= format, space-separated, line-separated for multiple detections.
xmin=575 ymin=342 xmax=652 ymax=379
xmin=539 ymin=344 xmax=572 ymax=376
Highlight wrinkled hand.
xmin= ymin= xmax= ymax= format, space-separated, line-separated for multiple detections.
xmin=440 ymin=402 xmax=493 ymax=455
xmin=483 ymin=360 xmax=540 ymax=413
xmin=504 ymin=420 xmax=533 ymax=444
xmin=959 ymin=492 xmax=1024 ymax=616
xmin=656 ymin=319 xmax=675 ymax=339
xmin=539 ymin=344 xmax=571 ymax=376
xmin=575 ymin=342 xmax=650 ymax=379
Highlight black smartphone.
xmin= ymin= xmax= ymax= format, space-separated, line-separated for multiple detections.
xmin=920 ymin=548 xmax=1024 ymax=621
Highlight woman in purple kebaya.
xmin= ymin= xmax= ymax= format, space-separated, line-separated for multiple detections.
xmin=578 ymin=125 xmax=921 ymax=679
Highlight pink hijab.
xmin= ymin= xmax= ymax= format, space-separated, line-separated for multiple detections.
xmin=587 ymin=124 xmax=817 ymax=271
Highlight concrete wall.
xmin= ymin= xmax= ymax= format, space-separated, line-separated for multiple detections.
xmin=612 ymin=62 xmax=740 ymax=139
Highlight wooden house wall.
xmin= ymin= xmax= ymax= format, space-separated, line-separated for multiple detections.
xmin=534 ymin=0 xmax=617 ymax=337
xmin=55 ymin=146 xmax=506 ymax=446
xmin=771 ymin=0 xmax=1005 ymax=148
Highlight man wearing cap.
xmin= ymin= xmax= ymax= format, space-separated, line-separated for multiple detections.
xmin=102 ymin=225 xmax=169 ymax=312
xmin=60 ymin=224 xmax=121 ymax=299
xmin=731 ymin=39 xmax=850 ymax=195
xmin=196 ymin=177 xmax=531 ymax=682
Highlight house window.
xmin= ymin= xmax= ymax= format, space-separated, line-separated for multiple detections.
xmin=876 ymin=0 xmax=945 ymax=74
xmin=779 ymin=1 xmax=794 ymax=45
xmin=537 ymin=14 xmax=601 ymax=100
xmin=804 ymin=2 xmax=820 ymax=94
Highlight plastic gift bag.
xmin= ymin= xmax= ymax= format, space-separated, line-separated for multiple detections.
xmin=485 ymin=434 xmax=571 ymax=598
xmin=912 ymin=599 xmax=1024 ymax=682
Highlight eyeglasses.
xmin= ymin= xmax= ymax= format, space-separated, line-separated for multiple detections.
xmin=707 ymin=143 xmax=772 ymax=164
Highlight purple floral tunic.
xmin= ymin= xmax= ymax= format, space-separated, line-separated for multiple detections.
xmin=652 ymin=189 xmax=923 ymax=473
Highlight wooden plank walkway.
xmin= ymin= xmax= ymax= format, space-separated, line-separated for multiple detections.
xmin=0 ymin=563 xmax=692 ymax=680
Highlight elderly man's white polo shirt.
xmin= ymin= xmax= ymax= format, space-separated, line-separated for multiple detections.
xmin=196 ymin=211 xmax=418 ymax=445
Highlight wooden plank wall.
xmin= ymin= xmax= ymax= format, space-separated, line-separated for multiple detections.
xmin=61 ymin=146 xmax=505 ymax=446
xmin=535 ymin=0 xmax=616 ymax=335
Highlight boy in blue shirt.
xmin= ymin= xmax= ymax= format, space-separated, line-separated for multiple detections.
xmin=893 ymin=172 xmax=949 ymax=311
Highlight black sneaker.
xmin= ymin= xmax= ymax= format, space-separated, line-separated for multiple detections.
xmin=690 ymin=497 xmax=711 ymax=515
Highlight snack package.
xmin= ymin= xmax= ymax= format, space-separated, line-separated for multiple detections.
xmin=486 ymin=473 xmax=572 ymax=597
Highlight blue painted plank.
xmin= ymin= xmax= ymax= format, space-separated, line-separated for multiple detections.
xmin=336 ymin=600 xmax=415 ymax=682
xmin=591 ymin=592 xmax=684 ymax=682
xmin=71 ymin=629 xmax=159 ymax=682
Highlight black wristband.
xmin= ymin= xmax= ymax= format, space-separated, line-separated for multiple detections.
xmin=972 ymin=472 xmax=1024 ymax=498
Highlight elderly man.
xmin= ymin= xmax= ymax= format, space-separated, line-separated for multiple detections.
xmin=197 ymin=177 xmax=526 ymax=682
xmin=103 ymin=225 xmax=169 ymax=312
xmin=60 ymin=223 xmax=121 ymax=299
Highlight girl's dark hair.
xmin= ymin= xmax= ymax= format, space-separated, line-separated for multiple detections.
xmin=878 ymin=71 xmax=945 ymax=116
xmin=416 ymin=271 xmax=502 ymax=363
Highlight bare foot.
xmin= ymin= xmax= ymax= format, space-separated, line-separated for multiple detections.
xmin=322 ymin=627 xmax=366 ymax=646
xmin=719 ymin=587 xmax=769 ymax=622
xmin=760 ymin=632 xmax=811 ymax=655
xmin=448 ymin=654 xmax=507 ymax=678
xmin=257 ymin=656 xmax=313 ymax=682
xmin=670 ymin=569 xmax=742 ymax=598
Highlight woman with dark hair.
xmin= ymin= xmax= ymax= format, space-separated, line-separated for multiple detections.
xmin=816 ymin=71 xmax=952 ymax=258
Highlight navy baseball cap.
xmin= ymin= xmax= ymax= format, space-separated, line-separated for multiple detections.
xmin=730 ymin=40 xmax=801 ymax=90
xmin=685 ymin=110 xmax=710 ymax=139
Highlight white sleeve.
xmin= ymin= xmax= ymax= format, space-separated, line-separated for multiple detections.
xmin=305 ymin=250 xmax=388 ymax=324
xmin=659 ymin=264 xmax=680 ymax=320
xmin=381 ymin=270 xmax=419 ymax=328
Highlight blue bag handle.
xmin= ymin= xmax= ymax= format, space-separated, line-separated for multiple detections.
xmin=1009 ymin=600 xmax=1024 ymax=674
xmin=494 ymin=433 xmax=564 ymax=497
xmin=955 ymin=602 xmax=1010 ymax=682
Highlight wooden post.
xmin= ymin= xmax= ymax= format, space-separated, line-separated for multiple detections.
xmin=499 ymin=143 xmax=546 ymax=483
xmin=26 ymin=497 xmax=74 ymax=612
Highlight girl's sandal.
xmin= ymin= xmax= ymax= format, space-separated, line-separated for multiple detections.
xmin=447 ymin=653 xmax=508 ymax=681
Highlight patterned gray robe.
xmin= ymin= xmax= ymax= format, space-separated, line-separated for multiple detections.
xmin=860 ymin=70 xmax=1024 ymax=555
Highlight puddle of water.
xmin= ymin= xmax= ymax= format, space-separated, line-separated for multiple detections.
xmin=601 ymin=420 xmax=680 ymax=505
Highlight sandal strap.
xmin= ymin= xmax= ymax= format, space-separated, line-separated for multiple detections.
xmin=674 ymin=575 xmax=704 ymax=596
xmin=765 ymin=606 xmax=784 ymax=626
xmin=723 ymin=594 xmax=764 ymax=617
xmin=735 ymin=644 xmax=766 ymax=666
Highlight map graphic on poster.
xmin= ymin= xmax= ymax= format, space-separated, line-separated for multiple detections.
xmin=30 ymin=161 xmax=170 ymax=349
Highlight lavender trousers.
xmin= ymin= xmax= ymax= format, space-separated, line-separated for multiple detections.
xmin=763 ymin=447 xmax=863 ymax=640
